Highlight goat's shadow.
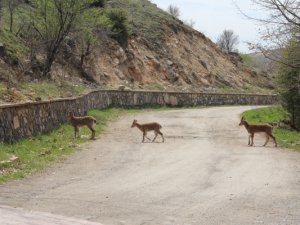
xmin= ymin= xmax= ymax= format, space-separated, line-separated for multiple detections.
xmin=246 ymin=145 xmax=277 ymax=149
xmin=133 ymin=141 xmax=165 ymax=144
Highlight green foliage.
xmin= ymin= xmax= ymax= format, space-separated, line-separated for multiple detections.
xmin=278 ymin=40 xmax=300 ymax=130
xmin=106 ymin=9 xmax=130 ymax=48
xmin=240 ymin=53 xmax=254 ymax=65
xmin=242 ymin=106 xmax=289 ymax=124
xmin=242 ymin=106 xmax=300 ymax=151
xmin=90 ymin=0 xmax=106 ymax=8
xmin=0 ymin=28 xmax=27 ymax=58
xmin=0 ymin=3 xmax=29 ymax=58
xmin=24 ymin=0 xmax=98 ymax=76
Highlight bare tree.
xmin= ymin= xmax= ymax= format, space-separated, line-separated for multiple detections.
xmin=167 ymin=5 xmax=180 ymax=18
xmin=2 ymin=0 xmax=22 ymax=32
xmin=29 ymin=0 xmax=95 ymax=78
xmin=234 ymin=0 xmax=300 ymax=67
xmin=0 ymin=1 xmax=3 ymax=23
xmin=184 ymin=19 xmax=196 ymax=28
xmin=217 ymin=29 xmax=239 ymax=52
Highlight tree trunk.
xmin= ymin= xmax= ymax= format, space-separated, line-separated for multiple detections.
xmin=9 ymin=11 xmax=13 ymax=32
xmin=43 ymin=47 xmax=58 ymax=78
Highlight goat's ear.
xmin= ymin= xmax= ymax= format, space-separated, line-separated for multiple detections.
xmin=241 ymin=116 xmax=244 ymax=120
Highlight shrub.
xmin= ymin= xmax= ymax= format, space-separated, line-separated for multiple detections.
xmin=107 ymin=9 xmax=130 ymax=48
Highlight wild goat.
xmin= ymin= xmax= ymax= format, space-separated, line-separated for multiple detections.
xmin=239 ymin=117 xmax=277 ymax=147
xmin=131 ymin=119 xmax=164 ymax=143
xmin=69 ymin=112 xmax=97 ymax=139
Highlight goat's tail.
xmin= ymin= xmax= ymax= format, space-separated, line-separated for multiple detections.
xmin=269 ymin=122 xmax=279 ymax=128
xmin=94 ymin=118 xmax=97 ymax=124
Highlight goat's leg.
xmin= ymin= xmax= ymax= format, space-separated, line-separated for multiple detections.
xmin=248 ymin=134 xmax=251 ymax=146
xmin=75 ymin=127 xmax=80 ymax=138
xmin=152 ymin=131 xmax=158 ymax=142
xmin=88 ymin=125 xmax=96 ymax=140
xmin=158 ymin=130 xmax=164 ymax=142
xmin=263 ymin=134 xmax=270 ymax=146
xmin=270 ymin=134 xmax=277 ymax=147
xmin=250 ymin=133 xmax=254 ymax=146
xmin=143 ymin=131 xmax=151 ymax=141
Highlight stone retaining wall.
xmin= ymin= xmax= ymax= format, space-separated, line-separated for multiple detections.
xmin=0 ymin=90 xmax=278 ymax=142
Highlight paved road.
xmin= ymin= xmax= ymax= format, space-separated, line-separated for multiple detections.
xmin=1 ymin=106 xmax=300 ymax=225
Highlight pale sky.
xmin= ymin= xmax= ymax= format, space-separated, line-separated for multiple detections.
xmin=151 ymin=0 xmax=267 ymax=53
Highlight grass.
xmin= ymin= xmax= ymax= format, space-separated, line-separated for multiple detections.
xmin=0 ymin=5 xmax=30 ymax=59
xmin=0 ymin=80 xmax=89 ymax=103
xmin=22 ymin=80 xmax=87 ymax=100
xmin=242 ymin=106 xmax=300 ymax=151
xmin=147 ymin=83 xmax=166 ymax=91
xmin=0 ymin=106 xmax=176 ymax=184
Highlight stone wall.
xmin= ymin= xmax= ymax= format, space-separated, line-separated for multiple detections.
xmin=0 ymin=90 xmax=278 ymax=142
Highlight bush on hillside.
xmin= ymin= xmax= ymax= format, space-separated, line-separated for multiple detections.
xmin=106 ymin=9 xmax=130 ymax=48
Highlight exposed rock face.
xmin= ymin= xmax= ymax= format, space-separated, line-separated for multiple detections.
xmin=84 ymin=22 xmax=273 ymax=92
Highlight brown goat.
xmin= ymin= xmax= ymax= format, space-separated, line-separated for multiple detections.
xmin=69 ymin=112 xmax=97 ymax=139
xmin=239 ymin=117 xmax=277 ymax=147
xmin=131 ymin=119 xmax=164 ymax=143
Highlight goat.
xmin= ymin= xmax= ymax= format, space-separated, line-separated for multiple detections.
xmin=131 ymin=119 xmax=164 ymax=143
xmin=69 ymin=112 xmax=97 ymax=139
xmin=239 ymin=117 xmax=277 ymax=147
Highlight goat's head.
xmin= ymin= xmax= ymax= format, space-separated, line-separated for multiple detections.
xmin=239 ymin=117 xmax=246 ymax=126
xmin=68 ymin=111 xmax=74 ymax=119
xmin=131 ymin=119 xmax=137 ymax=128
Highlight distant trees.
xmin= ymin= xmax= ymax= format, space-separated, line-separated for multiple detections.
xmin=217 ymin=29 xmax=239 ymax=52
xmin=167 ymin=5 xmax=180 ymax=18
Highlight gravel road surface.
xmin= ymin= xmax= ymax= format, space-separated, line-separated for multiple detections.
xmin=1 ymin=106 xmax=300 ymax=225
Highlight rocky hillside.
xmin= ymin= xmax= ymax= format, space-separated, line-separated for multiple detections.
xmin=0 ymin=0 xmax=275 ymax=103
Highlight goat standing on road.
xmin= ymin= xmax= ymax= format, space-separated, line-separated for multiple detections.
xmin=131 ymin=119 xmax=164 ymax=143
xmin=69 ymin=112 xmax=97 ymax=140
xmin=239 ymin=117 xmax=277 ymax=147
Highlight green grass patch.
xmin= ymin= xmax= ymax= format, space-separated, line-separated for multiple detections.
xmin=242 ymin=106 xmax=300 ymax=151
xmin=22 ymin=80 xmax=87 ymax=100
xmin=0 ymin=106 xmax=177 ymax=183
xmin=0 ymin=5 xmax=30 ymax=59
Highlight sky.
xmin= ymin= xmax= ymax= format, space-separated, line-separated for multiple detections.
xmin=151 ymin=0 xmax=268 ymax=53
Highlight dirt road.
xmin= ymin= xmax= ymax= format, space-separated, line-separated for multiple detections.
xmin=1 ymin=106 xmax=300 ymax=225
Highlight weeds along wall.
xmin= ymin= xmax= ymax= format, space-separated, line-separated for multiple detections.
xmin=0 ymin=90 xmax=278 ymax=142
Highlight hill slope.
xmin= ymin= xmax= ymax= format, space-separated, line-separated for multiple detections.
xmin=0 ymin=0 xmax=275 ymax=103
